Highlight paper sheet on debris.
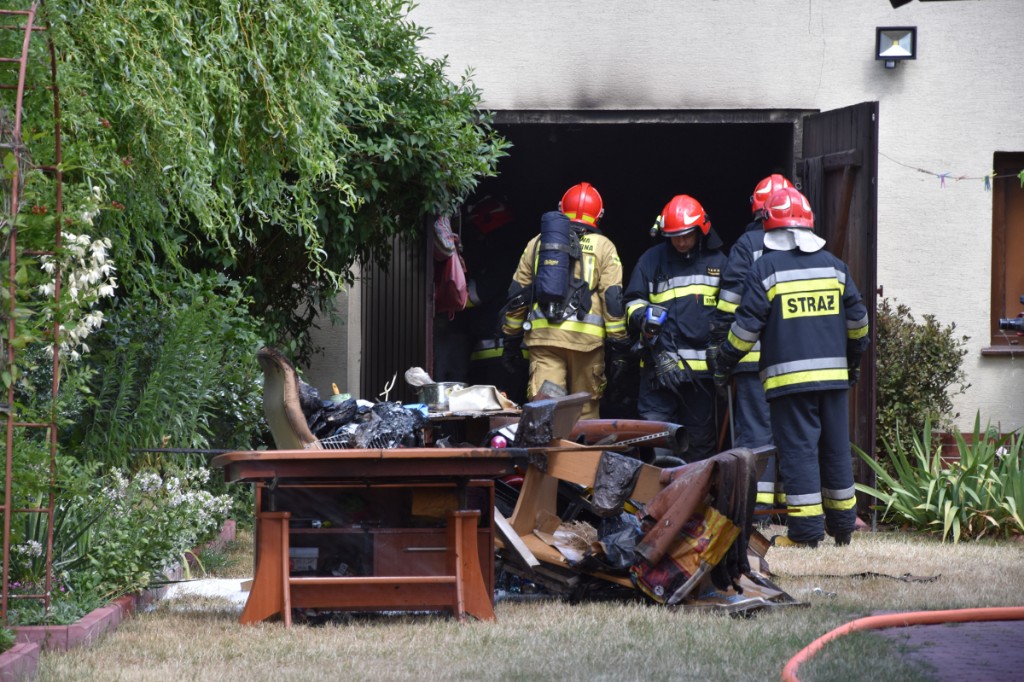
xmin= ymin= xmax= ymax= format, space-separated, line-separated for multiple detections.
xmin=447 ymin=385 xmax=518 ymax=412
xmin=532 ymin=512 xmax=597 ymax=564
xmin=533 ymin=527 xmax=586 ymax=563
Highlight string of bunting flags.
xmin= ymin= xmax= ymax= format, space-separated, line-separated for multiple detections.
xmin=879 ymin=152 xmax=1024 ymax=190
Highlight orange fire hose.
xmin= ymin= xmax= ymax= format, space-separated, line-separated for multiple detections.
xmin=781 ymin=606 xmax=1024 ymax=682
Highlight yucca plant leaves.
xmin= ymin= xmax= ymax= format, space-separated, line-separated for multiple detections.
xmin=856 ymin=414 xmax=1024 ymax=543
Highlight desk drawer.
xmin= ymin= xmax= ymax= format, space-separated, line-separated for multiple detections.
xmin=373 ymin=530 xmax=447 ymax=576
xmin=372 ymin=530 xmax=492 ymax=577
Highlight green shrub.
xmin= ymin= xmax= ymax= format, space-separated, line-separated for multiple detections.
xmin=61 ymin=270 xmax=264 ymax=471
xmin=855 ymin=414 xmax=1024 ymax=543
xmin=4 ymin=461 xmax=233 ymax=625
xmin=0 ymin=627 xmax=14 ymax=654
xmin=875 ymin=298 xmax=970 ymax=461
xmin=70 ymin=465 xmax=234 ymax=600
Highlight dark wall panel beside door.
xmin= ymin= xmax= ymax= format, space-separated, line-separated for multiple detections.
xmin=361 ymin=232 xmax=430 ymax=404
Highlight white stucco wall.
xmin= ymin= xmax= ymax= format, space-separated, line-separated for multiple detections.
xmin=409 ymin=0 xmax=1024 ymax=432
xmin=305 ymin=280 xmax=362 ymax=400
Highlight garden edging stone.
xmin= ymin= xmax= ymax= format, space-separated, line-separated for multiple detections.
xmin=0 ymin=520 xmax=236 ymax=681
xmin=0 ymin=643 xmax=37 ymax=682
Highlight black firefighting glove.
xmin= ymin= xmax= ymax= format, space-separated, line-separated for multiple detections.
xmin=847 ymin=337 xmax=864 ymax=385
xmin=706 ymin=342 xmax=720 ymax=377
xmin=847 ymin=350 xmax=864 ymax=387
xmin=713 ymin=343 xmax=740 ymax=394
xmin=501 ymin=334 xmax=525 ymax=374
xmin=652 ymin=351 xmax=687 ymax=396
xmin=605 ymin=337 xmax=632 ymax=388
xmin=709 ymin=318 xmax=731 ymax=344
xmin=706 ymin=320 xmax=729 ymax=377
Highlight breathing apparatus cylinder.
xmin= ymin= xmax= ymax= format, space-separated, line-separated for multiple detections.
xmin=534 ymin=211 xmax=579 ymax=321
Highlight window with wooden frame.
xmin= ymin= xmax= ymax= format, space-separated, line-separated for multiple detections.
xmin=986 ymin=152 xmax=1024 ymax=356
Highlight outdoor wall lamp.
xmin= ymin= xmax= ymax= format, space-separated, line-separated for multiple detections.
xmin=876 ymin=26 xmax=917 ymax=68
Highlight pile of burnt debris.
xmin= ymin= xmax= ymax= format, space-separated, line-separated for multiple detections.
xmin=293 ymin=379 xmax=799 ymax=614
xmin=297 ymin=381 xmax=429 ymax=449
xmin=485 ymin=395 xmax=799 ymax=614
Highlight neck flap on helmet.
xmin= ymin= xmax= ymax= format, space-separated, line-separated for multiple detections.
xmin=763 ymin=228 xmax=826 ymax=253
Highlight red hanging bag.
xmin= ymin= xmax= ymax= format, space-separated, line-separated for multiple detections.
xmin=433 ymin=215 xmax=468 ymax=318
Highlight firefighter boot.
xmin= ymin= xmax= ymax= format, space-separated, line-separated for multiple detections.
xmin=771 ymin=535 xmax=818 ymax=549
xmin=832 ymin=532 xmax=852 ymax=546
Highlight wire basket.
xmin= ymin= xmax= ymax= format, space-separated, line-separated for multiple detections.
xmin=312 ymin=432 xmax=396 ymax=450
xmin=312 ymin=433 xmax=354 ymax=450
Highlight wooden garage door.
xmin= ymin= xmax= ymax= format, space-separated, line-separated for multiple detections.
xmin=799 ymin=102 xmax=879 ymax=501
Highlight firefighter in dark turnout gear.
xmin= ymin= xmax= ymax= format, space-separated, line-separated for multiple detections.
xmin=713 ymin=187 xmax=870 ymax=547
xmin=501 ymin=182 xmax=628 ymax=418
xmin=625 ymin=195 xmax=727 ymax=463
xmin=710 ymin=174 xmax=794 ymax=513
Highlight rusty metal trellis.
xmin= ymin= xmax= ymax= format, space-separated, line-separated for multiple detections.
xmin=0 ymin=1 xmax=63 ymax=625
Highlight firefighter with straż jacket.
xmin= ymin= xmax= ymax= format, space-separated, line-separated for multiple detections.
xmin=625 ymin=194 xmax=727 ymax=463
xmin=713 ymin=187 xmax=869 ymax=548
xmin=709 ymin=174 xmax=794 ymax=515
xmin=500 ymin=182 xmax=629 ymax=419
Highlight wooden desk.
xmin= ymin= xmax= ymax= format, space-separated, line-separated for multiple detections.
xmin=213 ymin=448 xmax=517 ymax=626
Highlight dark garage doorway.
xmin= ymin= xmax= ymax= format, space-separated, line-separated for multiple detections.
xmin=440 ymin=110 xmax=811 ymax=419
xmin=469 ymin=110 xmax=812 ymax=277
xmin=364 ymin=104 xmax=878 ymax=509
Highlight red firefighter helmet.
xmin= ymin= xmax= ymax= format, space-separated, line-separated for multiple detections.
xmin=466 ymin=195 xmax=513 ymax=235
xmin=762 ymin=187 xmax=814 ymax=231
xmin=559 ymin=182 xmax=604 ymax=227
xmin=750 ymin=174 xmax=794 ymax=217
xmin=657 ymin=195 xmax=711 ymax=237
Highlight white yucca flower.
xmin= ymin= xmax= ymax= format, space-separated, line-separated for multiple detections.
xmin=15 ymin=540 xmax=43 ymax=558
xmin=136 ymin=472 xmax=163 ymax=493
xmin=35 ymin=228 xmax=117 ymax=361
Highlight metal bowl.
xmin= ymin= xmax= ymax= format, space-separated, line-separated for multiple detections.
xmin=416 ymin=382 xmax=467 ymax=411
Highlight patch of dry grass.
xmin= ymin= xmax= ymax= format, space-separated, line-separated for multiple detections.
xmin=34 ymin=527 xmax=1024 ymax=682
xmin=763 ymin=523 xmax=1024 ymax=610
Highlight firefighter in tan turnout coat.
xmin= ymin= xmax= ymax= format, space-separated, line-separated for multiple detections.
xmin=501 ymin=182 xmax=629 ymax=419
